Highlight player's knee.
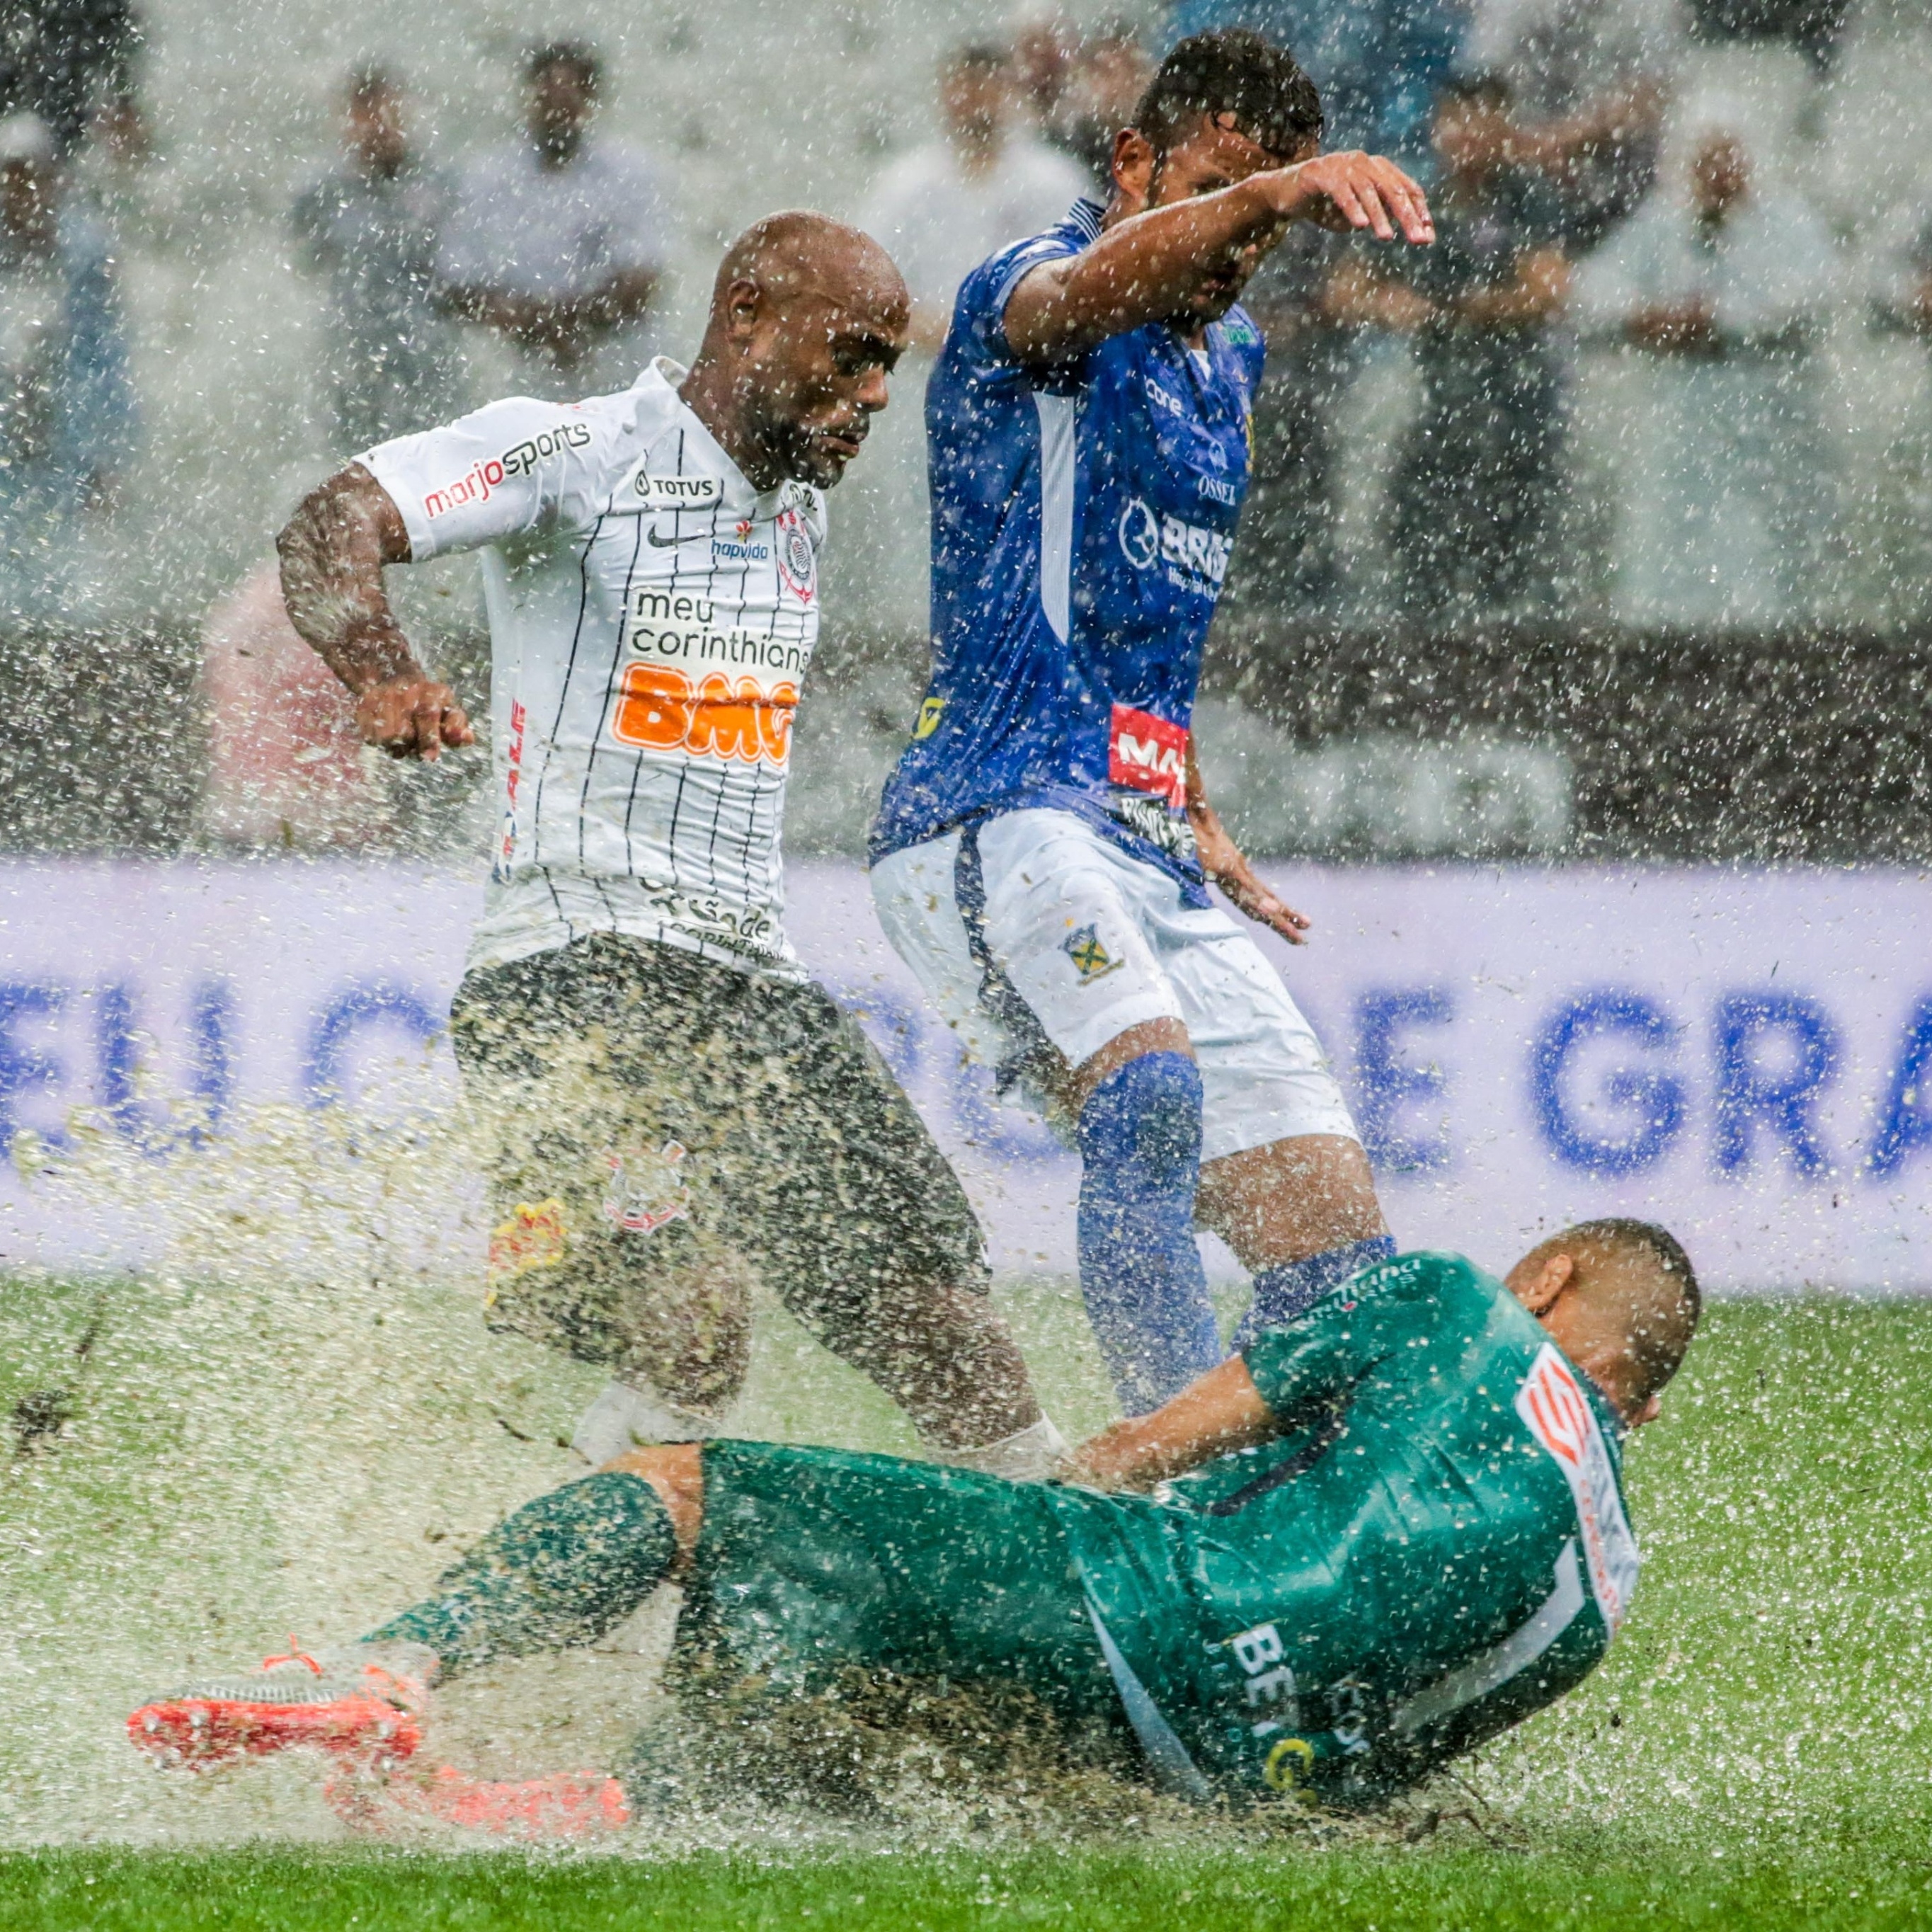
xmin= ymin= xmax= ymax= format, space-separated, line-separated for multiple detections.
xmin=1078 ymin=1051 xmax=1205 ymax=1190
xmin=605 ymin=1444 xmax=704 ymax=1565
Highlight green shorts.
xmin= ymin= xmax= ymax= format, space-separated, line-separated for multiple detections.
xmin=451 ymin=934 xmax=989 ymax=1397
xmin=675 ymin=1441 xmax=1127 ymax=1734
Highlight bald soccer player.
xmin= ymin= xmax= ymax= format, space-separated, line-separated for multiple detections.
xmin=133 ymin=1218 xmax=1696 ymax=1826
xmin=276 ymin=214 xmax=1063 ymax=1478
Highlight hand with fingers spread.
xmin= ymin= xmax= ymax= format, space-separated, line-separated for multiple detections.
xmin=354 ymin=674 xmax=474 ymax=762
xmin=1265 ymin=149 xmax=1435 ymax=246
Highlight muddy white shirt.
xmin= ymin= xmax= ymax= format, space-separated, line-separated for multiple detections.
xmin=360 ymin=357 xmax=824 ymax=978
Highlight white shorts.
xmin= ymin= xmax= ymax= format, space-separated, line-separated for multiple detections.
xmin=869 ymin=808 xmax=1361 ymax=1165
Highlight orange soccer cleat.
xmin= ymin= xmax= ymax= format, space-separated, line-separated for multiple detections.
xmin=325 ymin=1763 xmax=631 ymax=1841
xmin=127 ymin=1640 xmax=435 ymax=1773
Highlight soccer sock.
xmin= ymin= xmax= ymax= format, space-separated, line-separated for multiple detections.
xmin=1234 ymin=1235 xmax=1397 ymax=1350
xmin=1077 ymin=1051 xmax=1221 ymax=1416
xmin=360 ymin=1473 xmax=677 ymax=1676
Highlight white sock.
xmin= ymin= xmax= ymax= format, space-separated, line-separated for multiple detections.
xmin=939 ymin=1416 xmax=1070 ymax=1482
xmin=571 ymin=1380 xmax=720 ymax=1466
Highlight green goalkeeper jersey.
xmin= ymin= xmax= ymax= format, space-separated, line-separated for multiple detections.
xmin=1048 ymin=1252 xmax=1640 ymax=1805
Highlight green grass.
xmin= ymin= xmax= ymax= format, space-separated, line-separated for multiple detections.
xmin=6 ymin=1262 xmax=1932 ymax=1926
xmin=4 ymin=1834 xmax=1932 ymax=1931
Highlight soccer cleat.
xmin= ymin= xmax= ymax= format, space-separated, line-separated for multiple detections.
xmin=127 ymin=1640 xmax=434 ymax=1773
xmin=324 ymin=1764 xmax=631 ymax=1841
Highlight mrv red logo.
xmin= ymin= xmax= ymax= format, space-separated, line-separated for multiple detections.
xmin=1109 ymin=704 xmax=1188 ymax=810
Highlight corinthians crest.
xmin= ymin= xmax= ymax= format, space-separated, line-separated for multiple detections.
xmin=602 ymin=1141 xmax=693 ymax=1236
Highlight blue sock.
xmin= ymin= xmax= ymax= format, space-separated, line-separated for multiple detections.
xmin=1077 ymin=1051 xmax=1221 ymax=1416
xmin=1235 ymin=1235 xmax=1397 ymax=1350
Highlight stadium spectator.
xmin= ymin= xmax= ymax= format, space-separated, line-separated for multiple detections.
xmin=435 ymin=42 xmax=673 ymax=401
xmin=1052 ymin=19 xmax=1155 ymax=183
xmin=858 ymin=43 xmax=1090 ymax=351
xmin=1458 ymin=0 xmax=1680 ymax=249
xmin=292 ymin=67 xmax=462 ymax=455
xmin=1337 ymin=74 xmax=1572 ymax=620
xmin=0 ymin=0 xmax=139 ymax=154
xmin=1161 ymin=0 xmax=1465 ymax=161
xmin=1160 ymin=0 xmax=1466 ymax=619
xmin=1009 ymin=13 xmax=1078 ymax=148
xmin=850 ymin=43 xmax=1088 ymax=629
xmin=0 ymin=110 xmax=135 ymax=622
xmin=1572 ymin=105 xmax=1839 ymax=624
xmin=1215 ymin=224 xmax=1354 ymax=617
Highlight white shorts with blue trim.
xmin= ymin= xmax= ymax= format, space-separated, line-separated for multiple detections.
xmin=868 ymin=808 xmax=1361 ymax=1165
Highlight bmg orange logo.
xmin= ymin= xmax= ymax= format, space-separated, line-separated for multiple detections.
xmin=609 ymin=661 xmax=799 ymax=767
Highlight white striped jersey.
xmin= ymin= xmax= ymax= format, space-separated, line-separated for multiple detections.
xmin=362 ymin=358 xmax=825 ymax=978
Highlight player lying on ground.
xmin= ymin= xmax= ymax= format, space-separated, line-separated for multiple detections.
xmin=867 ymin=30 xmax=1437 ymax=1417
xmin=275 ymin=212 xmax=1065 ymax=1481
xmin=131 ymin=1218 xmax=1696 ymax=1820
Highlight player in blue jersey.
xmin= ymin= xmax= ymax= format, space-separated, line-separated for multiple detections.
xmin=869 ymin=31 xmax=1435 ymax=1413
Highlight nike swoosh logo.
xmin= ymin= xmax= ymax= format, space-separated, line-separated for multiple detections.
xmin=646 ymin=528 xmax=685 ymax=547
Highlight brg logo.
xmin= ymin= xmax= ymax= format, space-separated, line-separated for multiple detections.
xmin=1118 ymin=497 xmax=1159 ymax=571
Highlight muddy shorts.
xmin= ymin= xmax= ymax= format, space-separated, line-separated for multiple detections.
xmin=451 ymin=934 xmax=989 ymax=1396
xmin=675 ymin=1441 xmax=1124 ymax=1732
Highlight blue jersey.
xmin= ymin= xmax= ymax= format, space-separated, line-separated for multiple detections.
xmin=869 ymin=198 xmax=1264 ymax=900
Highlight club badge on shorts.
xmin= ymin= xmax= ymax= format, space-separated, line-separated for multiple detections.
xmin=602 ymin=1142 xmax=693 ymax=1237
xmin=1063 ymin=924 xmax=1124 ymax=984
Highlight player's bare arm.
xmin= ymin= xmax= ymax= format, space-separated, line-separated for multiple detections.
xmin=1184 ymin=740 xmax=1310 ymax=945
xmin=1063 ymin=1355 xmax=1279 ymax=1491
xmin=276 ymin=462 xmax=474 ymax=762
xmin=1004 ymin=129 xmax=1433 ymax=366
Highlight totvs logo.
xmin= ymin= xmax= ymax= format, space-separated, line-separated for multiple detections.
xmin=608 ymin=661 xmax=799 ymax=767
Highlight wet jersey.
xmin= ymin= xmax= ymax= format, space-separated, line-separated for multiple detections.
xmin=868 ymin=198 xmax=1264 ymax=900
xmin=361 ymin=358 xmax=825 ymax=978
xmin=1049 ymin=1252 xmax=1638 ymax=1805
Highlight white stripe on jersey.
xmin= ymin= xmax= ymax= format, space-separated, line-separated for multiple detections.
xmin=361 ymin=358 xmax=825 ymax=978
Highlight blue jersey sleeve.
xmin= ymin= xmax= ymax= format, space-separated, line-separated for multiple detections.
xmin=948 ymin=225 xmax=1088 ymax=378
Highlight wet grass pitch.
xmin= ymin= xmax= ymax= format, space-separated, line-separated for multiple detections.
xmin=5 ymin=1269 xmax=1932 ymax=1928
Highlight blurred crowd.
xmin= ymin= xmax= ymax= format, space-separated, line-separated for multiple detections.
xmin=7 ymin=0 xmax=1932 ymax=652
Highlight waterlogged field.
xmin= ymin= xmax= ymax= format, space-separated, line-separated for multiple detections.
xmin=5 ymin=1199 xmax=1932 ymax=1926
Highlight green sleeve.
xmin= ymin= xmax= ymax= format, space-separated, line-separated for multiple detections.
xmin=1239 ymin=1252 xmax=1482 ymax=1425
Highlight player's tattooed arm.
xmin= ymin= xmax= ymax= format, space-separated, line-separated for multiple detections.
xmin=1185 ymin=740 xmax=1310 ymax=947
xmin=277 ymin=463 xmax=474 ymax=762
xmin=1004 ymin=147 xmax=1434 ymax=365
xmin=1064 ymin=1357 xmax=1279 ymax=1491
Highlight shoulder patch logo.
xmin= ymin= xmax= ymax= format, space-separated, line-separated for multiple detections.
xmin=913 ymin=696 xmax=946 ymax=741
xmin=1516 ymin=1343 xmax=1640 ymax=1635
xmin=1063 ymin=924 xmax=1124 ymax=984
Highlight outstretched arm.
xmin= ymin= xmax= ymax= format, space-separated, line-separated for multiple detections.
xmin=1064 ymin=1356 xmax=1279 ymax=1491
xmin=276 ymin=463 xmax=474 ymax=762
xmin=1004 ymin=148 xmax=1433 ymax=365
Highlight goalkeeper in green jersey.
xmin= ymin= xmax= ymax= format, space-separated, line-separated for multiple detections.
xmin=130 ymin=1218 xmax=1698 ymax=1822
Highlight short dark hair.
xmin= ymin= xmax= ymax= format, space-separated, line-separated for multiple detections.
xmin=947 ymin=42 xmax=1009 ymax=73
xmin=1439 ymin=70 xmax=1511 ymax=113
xmin=525 ymin=40 xmax=600 ymax=89
xmin=1571 ymin=1216 xmax=1702 ymax=1401
xmin=1574 ymin=1217 xmax=1701 ymax=1319
xmin=345 ymin=63 xmax=401 ymax=104
xmin=1131 ymin=30 xmax=1322 ymax=163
